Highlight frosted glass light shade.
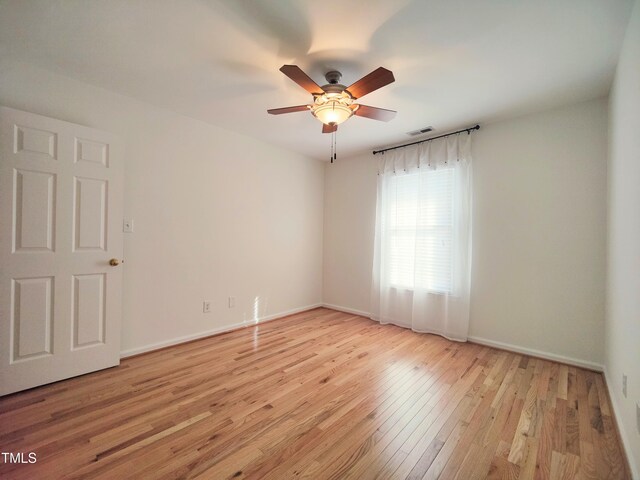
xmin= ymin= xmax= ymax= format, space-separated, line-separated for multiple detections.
xmin=312 ymin=101 xmax=353 ymax=126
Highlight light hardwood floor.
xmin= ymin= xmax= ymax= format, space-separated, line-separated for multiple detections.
xmin=0 ymin=308 xmax=630 ymax=479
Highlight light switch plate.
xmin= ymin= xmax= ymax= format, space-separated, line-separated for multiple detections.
xmin=123 ymin=218 xmax=134 ymax=233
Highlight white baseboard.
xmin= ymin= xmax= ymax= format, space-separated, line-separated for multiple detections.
xmin=321 ymin=303 xmax=604 ymax=372
xmin=119 ymin=303 xmax=322 ymax=358
xmin=468 ymin=335 xmax=603 ymax=372
xmin=258 ymin=303 xmax=322 ymax=322
xmin=322 ymin=303 xmax=371 ymax=318
xmin=603 ymin=366 xmax=639 ymax=480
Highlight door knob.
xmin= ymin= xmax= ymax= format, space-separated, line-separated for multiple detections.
xmin=109 ymin=258 xmax=124 ymax=266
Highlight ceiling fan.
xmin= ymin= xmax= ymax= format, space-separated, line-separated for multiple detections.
xmin=267 ymin=65 xmax=397 ymax=134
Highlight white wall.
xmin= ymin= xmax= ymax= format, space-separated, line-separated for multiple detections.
xmin=324 ymin=97 xmax=608 ymax=368
xmin=470 ymin=98 xmax=607 ymax=367
xmin=606 ymin=0 xmax=640 ymax=475
xmin=0 ymin=60 xmax=325 ymax=355
xmin=323 ymin=156 xmax=377 ymax=314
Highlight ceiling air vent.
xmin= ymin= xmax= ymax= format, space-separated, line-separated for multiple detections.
xmin=406 ymin=126 xmax=434 ymax=136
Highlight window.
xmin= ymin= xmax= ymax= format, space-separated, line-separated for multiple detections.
xmin=371 ymin=136 xmax=472 ymax=337
xmin=384 ymin=167 xmax=454 ymax=293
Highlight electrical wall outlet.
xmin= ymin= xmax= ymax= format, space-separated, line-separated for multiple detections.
xmin=637 ymin=402 xmax=640 ymax=435
xmin=203 ymin=301 xmax=211 ymax=313
xmin=623 ymin=374 xmax=628 ymax=398
xmin=228 ymin=296 xmax=235 ymax=308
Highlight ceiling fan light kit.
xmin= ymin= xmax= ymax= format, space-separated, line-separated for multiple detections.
xmin=311 ymin=91 xmax=355 ymax=126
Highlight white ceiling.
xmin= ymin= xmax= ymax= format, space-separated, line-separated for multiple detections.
xmin=0 ymin=0 xmax=634 ymax=160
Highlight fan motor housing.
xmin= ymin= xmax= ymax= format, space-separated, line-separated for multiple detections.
xmin=322 ymin=83 xmax=348 ymax=95
xmin=321 ymin=70 xmax=349 ymax=95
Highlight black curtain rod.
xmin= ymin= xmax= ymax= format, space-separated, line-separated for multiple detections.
xmin=372 ymin=124 xmax=480 ymax=155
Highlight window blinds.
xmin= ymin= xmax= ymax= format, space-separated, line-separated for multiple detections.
xmin=385 ymin=168 xmax=454 ymax=293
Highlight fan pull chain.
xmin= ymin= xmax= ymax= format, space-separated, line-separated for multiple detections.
xmin=330 ymin=130 xmax=337 ymax=163
xmin=334 ymin=130 xmax=337 ymax=163
xmin=330 ymin=130 xmax=335 ymax=163
xmin=330 ymin=130 xmax=333 ymax=163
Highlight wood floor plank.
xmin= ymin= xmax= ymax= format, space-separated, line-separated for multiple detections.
xmin=0 ymin=308 xmax=630 ymax=479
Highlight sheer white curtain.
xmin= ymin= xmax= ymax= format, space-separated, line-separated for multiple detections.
xmin=370 ymin=134 xmax=472 ymax=341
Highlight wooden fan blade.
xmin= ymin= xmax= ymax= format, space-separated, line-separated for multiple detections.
xmin=280 ymin=65 xmax=323 ymax=95
xmin=346 ymin=67 xmax=395 ymax=99
xmin=267 ymin=105 xmax=309 ymax=115
xmin=354 ymin=105 xmax=397 ymax=122
xmin=322 ymin=124 xmax=337 ymax=134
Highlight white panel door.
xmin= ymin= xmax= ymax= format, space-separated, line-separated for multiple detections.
xmin=0 ymin=106 xmax=123 ymax=396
